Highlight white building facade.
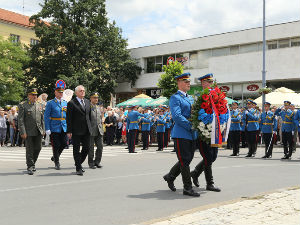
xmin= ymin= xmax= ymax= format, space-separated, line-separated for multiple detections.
xmin=116 ymin=21 xmax=300 ymax=103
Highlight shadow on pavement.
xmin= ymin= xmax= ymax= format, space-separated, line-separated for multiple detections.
xmin=36 ymin=172 xmax=75 ymax=176
xmin=127 ymin=188 xmax=207 ymax=200
xmin=0 ymin=170 xmax=28 ymax=176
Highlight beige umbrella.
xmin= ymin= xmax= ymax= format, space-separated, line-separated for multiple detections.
xmin=254 ymin=87 xmax=300 ymax=107
xmin=62 ymin=89 xmax=74 ymax=102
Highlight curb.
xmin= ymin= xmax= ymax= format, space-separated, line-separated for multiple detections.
xmin=138 ymin=186 xmax=300 ymax=225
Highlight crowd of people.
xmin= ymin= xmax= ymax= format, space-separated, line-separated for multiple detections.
xmin=0 ymin=75 xmax=299 ymax=196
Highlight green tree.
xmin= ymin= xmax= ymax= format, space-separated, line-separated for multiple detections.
xmin=157 ymin=61 xmax=184 ymax=99
xmin=0 ymin=36 xmax=29 ymax=106
xmin=27 ymin=0 xmax=140 ymax=103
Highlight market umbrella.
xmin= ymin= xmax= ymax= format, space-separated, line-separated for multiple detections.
xmin=148 ymin=96 xmax=169 ymax=107
xmin=117 ymin=94 xmax=153 ymax=107
xmin=254 ymin=87 xmax=300 ymax=107
xmin=225 ymin=97 xmax=238 ymax=105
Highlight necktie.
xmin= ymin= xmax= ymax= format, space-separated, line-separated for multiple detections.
xmin=81 ymin=99 xmax=85 ymax=107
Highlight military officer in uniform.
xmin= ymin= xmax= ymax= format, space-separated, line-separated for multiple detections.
xmin=18 ymin=88 xmax=45 ymax=175
xmin=88 ymin=92 xmax=104 ymax=169
xmin=294 ymin=108 xmax=300 ymax=145
xmin=140 ymin=108 xmax=151 ymax=150
xmin=190 ymin=74 xmax=223 ymax=192
xmin=127 ymin=105 xmax=145 ymax=153
xmin=44 ymin=80 xmax=68 ymax=170
xmin=229 ymin=101 xmax=242 ymax=156
xmin=245 ymin=100 xmax=260 ymax=157
xmin=275 ymin=101 xmax=295 ymax=159
xmin=260 ymin=102 xmax=277 ymax=158
xmin=156 ymin=108 xmax=166 ymax=151
xmin=163 ymin=73 xmax=200 ymax=197
xmin=163 ymin=106 xmax=171 ymax=148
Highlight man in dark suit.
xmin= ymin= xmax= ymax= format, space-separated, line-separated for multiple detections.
xmin=66 ymin=85 xmax=92 ymax=176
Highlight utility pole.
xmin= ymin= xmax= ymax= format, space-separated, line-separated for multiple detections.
xmin=262 ymin=0 xmax=266 ymax=112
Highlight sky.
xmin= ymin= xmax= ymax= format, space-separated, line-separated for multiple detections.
xmin=1 ymin=0 xmax=299 ymax=48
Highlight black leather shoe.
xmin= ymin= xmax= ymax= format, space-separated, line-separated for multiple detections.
xmin=163 ymin=174 xmax=176 ymax=192
xmin=76 ymin=170 xmax=83 ymax=176
xmin=89 ymin=165 xmax=96 ymax=169
xmin=183 ymin=188 xmax=200 ymax=197
xmin=206 ymin=184 xmax=221 ymax=192
xmin=95 ymin=164 xmax=102 ymax=168
xmin=230 ymin=154 xmax=237 ymax=156
xmin=156 ymin=149 xmax=162 ymax=151
xmin=245 ymin=154 xmax=252 ymax=158
xmin=190 ymin=171 xmax=199 ymax=187
xmin=261 ymin=155 xmax=267 ymax=158
xmin=55 ymin=162 xmax=61 ymax=170
xmin=27 ymin=168 xmax=34 ymax=175
xmin=281 ymin=156 xmax=290 ymax=160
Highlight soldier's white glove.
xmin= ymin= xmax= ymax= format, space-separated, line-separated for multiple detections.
xmin=292 ymin=131 xmax=294 ymax=135
xmin=46 ymin=130 xmax=51 ymax=135
xmin=273 ymin=131 xmax=276 ymax=134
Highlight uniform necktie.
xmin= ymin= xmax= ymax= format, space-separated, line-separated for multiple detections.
xmin=81 ymin=99 xmax=85 ymax=107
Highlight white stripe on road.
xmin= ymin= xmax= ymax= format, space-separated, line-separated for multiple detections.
xmin=0 ymin=172 xmax=163 ymax=193
xmin=0 ymin=163 xmax=299 ymax=193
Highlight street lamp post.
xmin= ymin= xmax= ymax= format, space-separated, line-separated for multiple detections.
xmin=262 ymin=0 xmax=266 ymax=112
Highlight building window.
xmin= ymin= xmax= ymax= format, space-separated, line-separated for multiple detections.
xmin=189 ymin=52 xmax=198 ymax=68
xmin=278 ymin=39 xmax=290 ymax=48
xmin=10 ymin=34 xmax=20 ymax=43
xmin=163 ymin=54 xmax=175 ymax=66
xmin=239 ymin=43 xmax=258 ymax=53
xmin=146 ymin=57 xmax=155 ymax=73
xmin=155 ymin=56 xmax=163 ymax=72
xmin=198 ymin=50 xmax=211 ymax=68
xmin=175 ymin=53 xmax=189 ymax=66
xmin=212 ymin=47 xmax=230 ymax=57
xmin=30 ymin=38 xmax=39 ymax=45
xmin=291 ymin=37 xmax=300 ymax=47
xmin=267 ymin=41 xmax=277 ymax=50
xmin=230 ymin=46 xmax=239 ymax=55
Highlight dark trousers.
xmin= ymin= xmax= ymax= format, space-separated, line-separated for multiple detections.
xmin=230 ymin=131 xmax=240 ymax=155
xmin=106 ymin=127 xmax=114 ymax=145
xmin=26 ymin=134 xmax=42 ymax=168
xmin=50 ymin=132 xmax=68 ymax=163
xmin=262 ymin=133 xmax=274 ymax=157
xmin=197 ymin=139 xmax=218 ymax=167
xmin=246 ymin=130 xmax=258 ymax=156
xmin=241 ymin=131 xmax=247 ymax=147
xmin=226 ymin=131 xmax=232 ymax=149
xmin=128 ymin=129 xmax=138 ymax=153
xmin=282 ymin=131 xmax=293 ymax=157
xmin=72 ymin=133 xmax=90 ymax=170
xmin=164 ymin=128 xmax=170 ymax=147
xmin=88 ymin=135 xmax=103 ymax=166
xmin=141 ymin=131 xmax=150 ymax=149
xmin=168 ymin=138 xmax=195 ymax=190
xmin=157 ymin=132 xmax=164 ymax=150
xmin=126 ymin=131 xmax=129 ymax=146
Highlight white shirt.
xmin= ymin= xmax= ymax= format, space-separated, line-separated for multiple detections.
xmin=178 ymin=90 xmax=188 ymax=97
xmin=76 ymin=97 xmax=85 ymax=107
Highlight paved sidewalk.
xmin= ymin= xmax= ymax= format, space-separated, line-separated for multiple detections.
xmin=141 ymin=187 xmax=300 ymax=225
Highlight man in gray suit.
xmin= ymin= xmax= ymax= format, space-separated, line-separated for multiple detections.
xmin=18 ymin=88 xmax=45 ymax=175
xmin=88 ymin=92 xmax=104 ymax=169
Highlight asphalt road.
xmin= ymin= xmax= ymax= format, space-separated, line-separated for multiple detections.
xmin=0 ymin=144 xmax=299 ymax=225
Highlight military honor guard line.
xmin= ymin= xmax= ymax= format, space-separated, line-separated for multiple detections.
xmin=2 ymin=74 xmax=299 ymax=197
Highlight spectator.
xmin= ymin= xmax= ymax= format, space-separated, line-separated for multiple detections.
xmin=104 ymin=111 xmax=116 ymax=146
xmin=0 ymin=108 xmax=7 ymax=147
xmin=8 ymin=107 xmax=18 ymax=147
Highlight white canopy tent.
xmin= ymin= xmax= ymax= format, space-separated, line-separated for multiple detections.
xmin=254 ymin=87 xmax=300 ymax=108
